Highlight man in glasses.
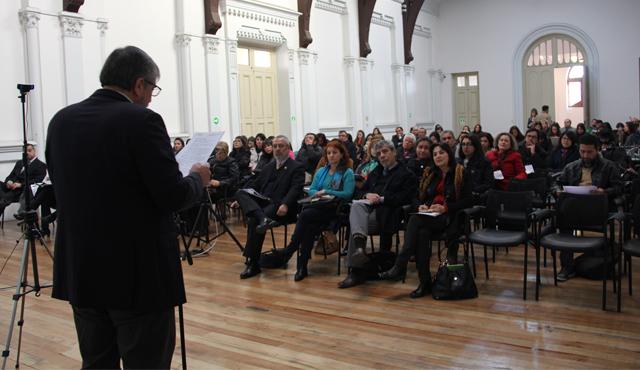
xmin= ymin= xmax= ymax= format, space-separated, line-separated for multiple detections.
xmin=46 ymin=46 xmax=210 ymax=369
xmin=518 ymin=128 xmax=548 ymax=175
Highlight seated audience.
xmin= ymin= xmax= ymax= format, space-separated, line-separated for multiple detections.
xmin=429 ymin=131 xmax=440 ymax=144
xmin=0 ymin=144 xmax=47 ymax=215
xmin=338 ymin=130 xmax=358 ymax=163
xmin=233 ymin=135 xmax=305 ymax=279
xmin=249 ymin=133 xmax=266 ymax=170
xmin=417 ymin=127 xmax=427 ymax=140
xmin=554 ymin=134 xmax=622 ymax=281
xmin=254 ymin=138 xmax=274 ymax=173
xmin=338 ymin=140 xmax=416 ymax=289
xmin=296 ymin=132 xmax=323 ymax=179
xmin=473 ymin=123 xmax=483 ymax=134
xmin=518 ymin=128 xmax=548 ymax=174
xmin=477 ymin=132 xmax=493 ymax=154
xmin=599 ymin=129 xmax=631 ymax=170
xmin=380 ymin=143 xmax=472 ymax=298
xmin=391 ymin=126 xmax=405 ymax=148
xmin=561 ymin=119 xmax=575 ymax=134
xmin=548 ymin=123 xmax=562 ymax=149
xmin=407 ymin=138 xmax=432 ymax=178
xmin=173 ymin=137 xmax=185 ymax=155
xmin=509 ymin=125 xmax=525 ymax=145
xmin=207 ymin=141 xmax=239 ymax=201
xmin=615 ymin=122 xmax=628 ymax=146
xmin=527 ymin=108 xmax=538 ymax=128
xmin=625 ymin=120 xmax=640 ymax=146
xmin=355 ymin=138 xmax=381 ymax=190
xmin=576 ymin=123 xmax=587 ymax=139
xmin=29 ymin=172 xmax=56 ymax=237
xmin=440 ymin=130 xmax=458 ymax=158
xmin=274 ymin=139 xmax=355 ymax=281
xmin=458 ymin=135 xmax=493 ymax=201
xmin=434 ymin=124 xmax=444 ymax=134
xmin=548 ymin=131 xmax=579 ymax=172
xmin=486 ymin=133 xmax=527 ymax=190
xmin=316 ymin=133 xmax=328 ymax=148
xmin=230 ymin=136 xmax=252 ymax=180
xmin=396 ymin=133 xmax=416 ymax=164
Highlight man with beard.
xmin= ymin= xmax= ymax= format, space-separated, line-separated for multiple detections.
xmin=555 ymin=134 xmax=622 ymax=281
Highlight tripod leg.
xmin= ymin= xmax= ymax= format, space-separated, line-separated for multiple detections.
xmin=1 ymin=239 xmax=30 ymax=370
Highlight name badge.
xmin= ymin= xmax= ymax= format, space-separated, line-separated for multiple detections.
xmin=493 ymin=170 xmax=504 ymax=180
xmin=525 ymin=165 xmax=534 ymax=175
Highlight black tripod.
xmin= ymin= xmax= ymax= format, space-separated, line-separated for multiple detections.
xmin=176 ymin=188 xmax=243 ymax=264
xmin=1 ymin=84 xmax=53 ymax=370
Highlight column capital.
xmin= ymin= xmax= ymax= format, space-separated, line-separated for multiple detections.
xmin=19 ymin=9 xmax=40 ymax=29
xmin=96 ymin=18 xmax=108 ymax=36
xmin=203 ymin=35 xmax=221 ymax=54
xmin=298 ymin=49 xmax=317 ymax=66
xmin=175 ymin=33 xmax=192 ymax=47
xmin=59 ymin=11 xmax=84 ymax=38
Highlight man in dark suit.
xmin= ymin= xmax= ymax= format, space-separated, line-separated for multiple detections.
xmin=0 ymin=143 xmax=47 ymax=214
xmin=232 ymin=135 xmax=305 ymax=279
xmin=339 ymin=140 xmax=417 ymax=288
xmin=391 ymin=126 xmax=404 ymax=148
xmin=46 ymin=46 xmax=210 ymax=369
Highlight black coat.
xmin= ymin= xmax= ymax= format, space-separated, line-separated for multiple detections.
xmin=230 ymin=148 xmax=251 ymax=178
xmin=407 ymin=157 xmax=431 ymax=179
xmin=396 ymin=147 xmax=416 ymax=164
xmin=362 ymin=163 xmax=417 ymax=234
xmin=245 ymin=157 xmax=305 ymax=210
xmin=296 ymin=144 xmax=322 ymax=174
xmin=518 ymin=143 xmax=548 ymax=171
xmin=458 ymin=155 xmax=494 ymax=196
xmin=255 ymin=152 xmax=273 ymax=173
xmin=45 ymin=89 xmax=203 ymax=310
xmin=208 ymin=156 xmax=239 ymax=190
xmin=4 ymin=158 xmax=47 ymax=185
xmin=548 ymin=146 xmax=580 ymax=171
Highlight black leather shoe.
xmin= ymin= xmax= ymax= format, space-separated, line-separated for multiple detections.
xmin=379 ymin=265 xmax=407 ymax=281
xmin=409 ymin=282 xmax=432 ymax=298
xmin=255 ymin=218 xmax=279 ymax=234
xmin=13 ymin=213 xmax=24 ymax=221
xmin=240 ymin=264 xmax=261 ymax=279
xmin=350 ymin=247 xmax=369 ymax=267
xmin=294 ymin=266 xmax=308 ymax=282
xmin=338 ymin=273 xmax=364 ymax=289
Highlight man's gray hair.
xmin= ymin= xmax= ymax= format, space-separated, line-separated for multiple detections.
xmin=404 ymin=133 xmax=416 ymax=142
xmin=100 ymin=46 xmax=160 ymax=90
xmin=442 ymin=130 xmax=455 ymax=138
xmin=374 ymin=140 xmax=395 ymax=153
xmin=274 ymin=135 xmax=290 ymax=146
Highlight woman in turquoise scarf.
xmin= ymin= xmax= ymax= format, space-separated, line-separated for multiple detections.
xmin=276 ymin=139 xmax=355 ymax=281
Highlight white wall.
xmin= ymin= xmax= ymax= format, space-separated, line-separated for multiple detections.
xmin=436 ymin=0 xmax=640 ymax=135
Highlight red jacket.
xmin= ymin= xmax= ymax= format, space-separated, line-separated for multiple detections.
xmin=486 ymin=149 xmax=527 ymax=190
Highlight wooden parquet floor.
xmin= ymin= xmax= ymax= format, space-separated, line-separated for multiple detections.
xmin=1 ymin=218 xmax=639 ymax=369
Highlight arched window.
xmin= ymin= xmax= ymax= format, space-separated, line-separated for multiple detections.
xmin=525 ymin=35 xmax=585 ymax=67
xmin=567 ymin=65 xmax=584 ymax=107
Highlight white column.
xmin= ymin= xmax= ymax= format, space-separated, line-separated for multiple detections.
xmin=203 ymin=35 xmax=230 ymax=139
xmin=404 ymin=65 xmax=416 ymax=126
xmin=298 ymin=48 xmax=319 ymax=135
xmin=344 ymin=56 xmax=363 ymax=128
xmin=175 ymin=33 xmax=194 ymax=135
xmin=59 ymin=11 xmax=85 ymax=105
xmin=359 ymin=58 xmax=374 ymax=132
xmin=19 ymin=8 xmax=45 ymax=149
xmin=428 ymin=68 xmax=445 ymax=125
xmin=96 ymin=18 xmax=108 ymax=64
xmin=226 ymin=39 xmax=240 ymax=139
xmin=288 ymin=49 xmax=303 ymax=148
xmin=392 ymin=63 xmax=408 ymax=126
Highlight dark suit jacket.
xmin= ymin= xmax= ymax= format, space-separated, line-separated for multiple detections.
xmin=362 ymin=163 xmax=417 ymax=234
xmin=5 ymin=158 xmax=47 ymax=185
xmin=46 ymin=89 xmax=203 ymax=311
xmin=245 ymin=157 xmax=305 ymax=211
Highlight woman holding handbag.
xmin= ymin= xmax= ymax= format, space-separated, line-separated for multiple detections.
xmin=379 ymin=143 xmax=472 ymax=298
xmin=273 ymin=139 xmax=355 ymax=281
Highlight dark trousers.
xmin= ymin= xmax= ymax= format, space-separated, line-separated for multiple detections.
xmin=285 ymin=206 xmax=335 ymax=267
xmin=0 ymin=182 xmax=21 ymax=207
xmin=72 ymin=306 xmax=175 ymax=369
xmin=235 ymin=190 xmax=285 ymax=261
xmin=30 ymin=185 xmax=55 ymax=232
xmin=396 ymin=214 xmax=456 ymax=280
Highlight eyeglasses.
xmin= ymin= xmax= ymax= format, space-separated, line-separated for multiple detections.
xmin=460 ymin=142 xmax=474 ymax=146
xmin=144 ymin=80 xmax=162 ymax=97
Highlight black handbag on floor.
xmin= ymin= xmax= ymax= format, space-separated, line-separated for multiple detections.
xmin=432 ymin=260 xmax=478 ymax=300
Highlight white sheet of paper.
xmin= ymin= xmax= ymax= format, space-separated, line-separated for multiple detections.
xmin=525 ymin=164 xmax=534 ymax=174
xmin=175 ymin=131 xmax=224 ymax=177
xmin=352 ymin=199 xmax=372 ymax=205
xmin=493 ymin=170 xmax=504 ymax=180
xmin=563 ymin=185 xmax=597 ymax=195
xmin=414 ymin=211 xmax=440 ymax=217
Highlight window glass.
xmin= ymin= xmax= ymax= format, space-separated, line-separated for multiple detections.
xmin=457 ymin=76 xmax=466 ymax=87
xmin=237 ymin=47 xmax=249 ymax=65
xmin=253 ymin=50 xmax=271 ymax=68
xmin=469 ymin=75 xmax=478 ymax=86
xmin=568 ymin=65 xmax=584 ymax=79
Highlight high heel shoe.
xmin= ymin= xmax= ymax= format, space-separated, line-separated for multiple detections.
xmin=409 ymin=281 xmax=431 ymax=298
xmin=379 ymin=265 xmax=406 ymax=281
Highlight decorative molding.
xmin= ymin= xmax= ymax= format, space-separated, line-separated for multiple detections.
xmin=19 ymin=10 xmax=40 ymax=29
xmin=203 ymin=35 xmax=222 ymax=54
xmin=391 ymin=63 xmax=404 ymax=71
xmin=288 ymin=49 xmax=295 ymax=62
xmin=358 ymin=0 xmax=377 ymax=58
xmin=371 ymin=11 xmax=394 ymax=28
xmin=63 ymin=0 xmax=84 ymax=13
xmin=315 ymin=0 xmax=347 ymax=14
xmin=96 ymin=18 xmax=108 ymax=36
xmin=298 ymin=0 xmax=313 ymax=48
xmin=237 ymin=26 xmax=286 ymax=45
xmin=226 ymin=39 xmax=238 ymax=54
xmin=358 ymin=58 xmax=374 ymax=71
xmin=175 ymin=33 xmax=192 ymax=47
xmin=391 ymin=0 xmax=439 ymax=16
xmin=413 ymin=24 xmax=431 ymax=38
xmin=223 ymin=0 xmax=299 ymax=28
xmin=344 ymin=56 xmax=358 ymax=67
xmin=59 ymin=12 xmax=84 ymax=38
xmin=204 ymin=0 xmax=223 ymax=35
xmin=298 ymin=49 xmax=317 ymax=66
